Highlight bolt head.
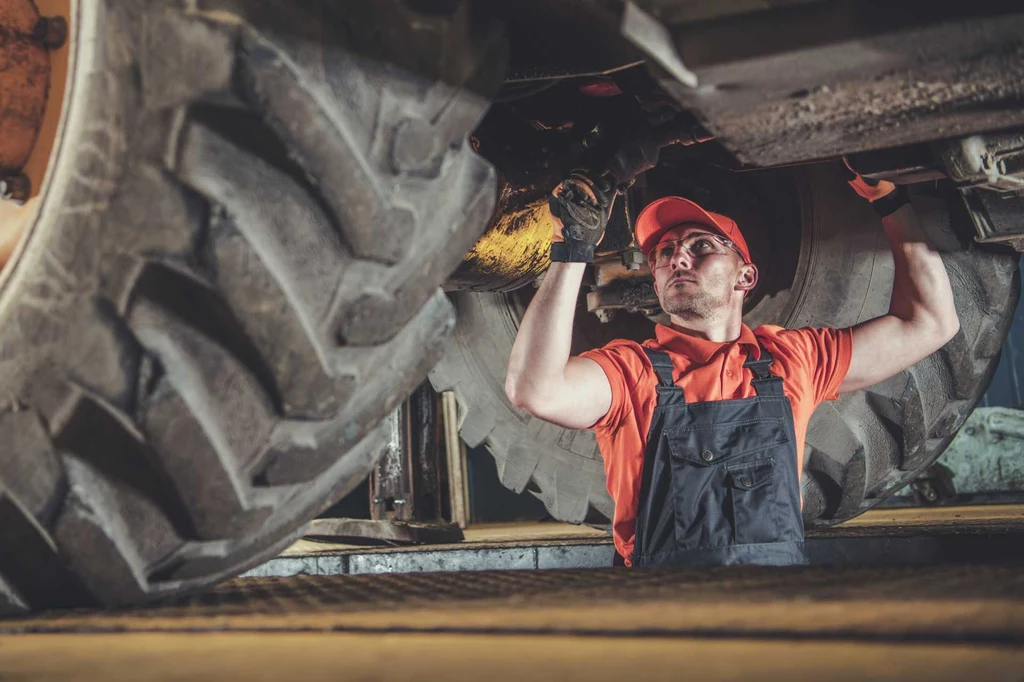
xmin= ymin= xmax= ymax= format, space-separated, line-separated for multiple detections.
xmin=622 ymin=247 xmax=646 ymax=271
xmin=0 ymin=175 xmax=31 ymax=205
xmin=33 ymin=16 xmax=68 ymax=49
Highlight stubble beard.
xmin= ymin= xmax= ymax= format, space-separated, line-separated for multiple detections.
xmin=659 ymin=279 xmax=730 ymax=322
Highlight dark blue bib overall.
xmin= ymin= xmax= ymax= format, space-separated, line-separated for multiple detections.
xmin=631 ymin=345 xmax=808 ymax=567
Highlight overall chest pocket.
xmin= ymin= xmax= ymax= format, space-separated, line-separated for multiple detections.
xmin=664 ymin=417 xmax=789 ymax=548
xmin=726 ymin=458 xmax=777 ymax=545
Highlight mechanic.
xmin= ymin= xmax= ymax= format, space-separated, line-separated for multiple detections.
xmin=504 ymin=169 xmax=960 ymax=567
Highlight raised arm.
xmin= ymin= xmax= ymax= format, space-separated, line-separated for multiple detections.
xmin=505 ymin=262 xmax=612 ymax=429
xmin=505 ymin=175 xmax=615 ymax=429
xmin=838 ymin=175 xmax=960 ymax=393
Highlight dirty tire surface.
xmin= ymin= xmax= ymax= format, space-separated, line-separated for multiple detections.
xmin=0 ymin=0 xmax=502 ymax=613
xmin=431 ymin=164 xmax=1020 ymax=527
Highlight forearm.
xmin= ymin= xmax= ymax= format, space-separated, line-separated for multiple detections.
xmin=505 ymin=262 xmax=586 ymax=407
xmin=881 ymin=203 xmax=959 ymax=337
xmin=839 ymin=171 xmax=962 ymax=393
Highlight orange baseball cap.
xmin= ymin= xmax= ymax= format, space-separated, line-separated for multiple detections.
xmin=635 ymin=196 xmax=751 ymax=264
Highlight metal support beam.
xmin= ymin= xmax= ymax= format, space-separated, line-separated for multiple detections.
xmin=310 ymin=384 xmax=464 ymax=546
xmin=370 ymin=384 xmax=451 ymax=525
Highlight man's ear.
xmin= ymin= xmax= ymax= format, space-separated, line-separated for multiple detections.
xmin=736 ymin=263 xmax=758 ymax=293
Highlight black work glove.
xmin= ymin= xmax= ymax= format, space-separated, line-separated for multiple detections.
xmin=548 ymin=174 xmax=614 ymax=263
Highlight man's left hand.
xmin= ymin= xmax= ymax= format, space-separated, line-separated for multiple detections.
xmin=843 ymin=158 xmax=908 ymax=217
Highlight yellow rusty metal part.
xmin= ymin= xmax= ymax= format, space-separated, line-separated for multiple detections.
xmin=0 ymin=0 xmax=49 ymax=171
xmin=449 ymin=178 xmax=554 ymax=291
xmin=0 ymin=0 xmax=69 ymax=274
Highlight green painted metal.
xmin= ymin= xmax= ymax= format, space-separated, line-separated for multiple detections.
xmin=893 ymin=407 xmax=1024 ymax=500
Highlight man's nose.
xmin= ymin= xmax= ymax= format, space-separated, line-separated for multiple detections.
xmin=670 ymin=248 xmax=693 ymax=270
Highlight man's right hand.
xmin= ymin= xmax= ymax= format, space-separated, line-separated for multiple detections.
xmin=503 ymin=173 xmax=617 ymax=432
xmin=548 ymin=173 xmax=614 ymax=263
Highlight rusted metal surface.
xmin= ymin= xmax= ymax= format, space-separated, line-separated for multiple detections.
xmin=370 ymin=384 xmax=450 ymax=525
xmin=851 ymin=133 xmax=1024 ymax=251
xmin=410 ymin=382 xmax=445 ymax=520
xmin=370 ymin=404 xmax=414 ymax=522
xmin=940 ymin=132 xmax=1024 ymax=192
xmin=657 ymin=6 xmax=1024 ymax=166
xmin=447 ymin=178 xmax=553 ymax=292
xmin=362 ymin=386 xmax=459 ymax=546
xmin=586 ymin=254 xmax=659 ymax=318
xmin=0 ymin=0 xmax=49 ymax=173
xmin=961 ymin=189 xmax=1024 ymax=251
xmin=0 ymin=0 xmax=71 ymax=275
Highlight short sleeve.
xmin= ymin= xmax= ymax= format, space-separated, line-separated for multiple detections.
xmin=769 ymin=326 xmax=854 ymax=403
xmin=579 ymin=341 xmax=647 ymax=431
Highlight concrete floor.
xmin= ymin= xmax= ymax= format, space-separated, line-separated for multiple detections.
xmin=244 ymin=505 xmax=1024 ymax=578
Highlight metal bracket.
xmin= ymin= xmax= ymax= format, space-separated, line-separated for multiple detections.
xmin=960 ymin=188 xmax=1024 ymax=251
xmin=620 ymin=3 xmax=698 ymax=88
xmin=941 ymin=134 xmax=1024 ymax=193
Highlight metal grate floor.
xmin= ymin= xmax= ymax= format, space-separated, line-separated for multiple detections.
xmin=5 ymin=563 xmax=1023 ymax=643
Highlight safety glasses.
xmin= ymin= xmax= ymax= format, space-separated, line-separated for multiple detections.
xmin=651 ymin=233 xmax=741 ymax=269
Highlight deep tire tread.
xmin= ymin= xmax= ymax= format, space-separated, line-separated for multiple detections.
xmin=0 ymin=0 xmax=500 ymax=610
xmin=0 ymin=491 xmax=97 ymax=610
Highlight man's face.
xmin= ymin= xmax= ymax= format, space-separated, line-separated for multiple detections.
xmin=649 ymin=224 xmax=756 ymax=321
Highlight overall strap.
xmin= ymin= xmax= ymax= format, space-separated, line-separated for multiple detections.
xmin=744 ymin=343 xmax=784 ymax=397
xmin=642 ymin=348 xmax=686 ymax=402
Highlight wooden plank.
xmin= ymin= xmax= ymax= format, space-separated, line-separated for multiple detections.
xmin=441 ymin=391 xmax=470 ymax=528
xmin=840 ymin=504 xmax=1024 ymax=528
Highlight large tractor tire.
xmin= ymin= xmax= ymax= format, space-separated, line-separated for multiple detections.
xmin=0 ymin=0 xmax=502 ymax=612
xmin=430 ymin=164 xmax=1021 ymax=526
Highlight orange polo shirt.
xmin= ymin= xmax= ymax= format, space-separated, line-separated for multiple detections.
xmin=580 ymin=323 xmax=853 ymax=564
